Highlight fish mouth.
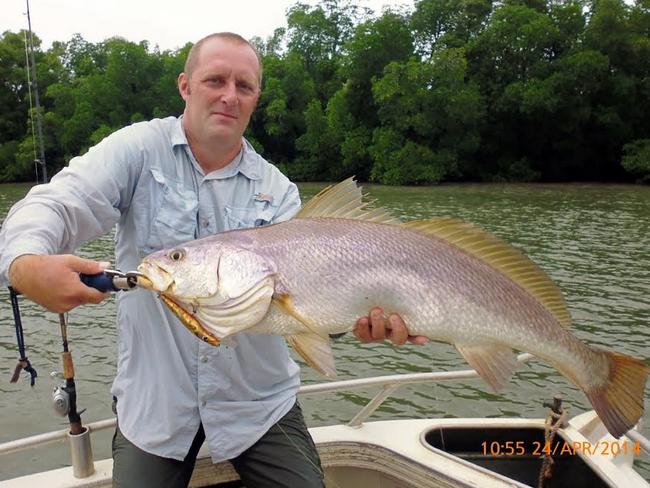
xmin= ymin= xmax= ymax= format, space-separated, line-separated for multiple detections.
xmin=131 ymin=272 xmax=153 ymax=289
xmin=136 ymin=261 xmax=174 ymax=292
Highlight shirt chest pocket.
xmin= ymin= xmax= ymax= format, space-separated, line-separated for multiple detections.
xmin=224 ymin=199 xmax=277 ymax=230
xmin=143 ymin=168 xmax=198 ymax=253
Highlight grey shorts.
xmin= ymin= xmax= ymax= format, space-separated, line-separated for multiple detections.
xmin=112 ymin=401 xmax=324 ymax=488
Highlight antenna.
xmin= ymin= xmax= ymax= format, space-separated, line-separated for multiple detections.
xmin=25 ymin=0 xmax=48 ymax=183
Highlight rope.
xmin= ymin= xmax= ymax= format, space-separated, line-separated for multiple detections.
xmin=8 ymin=287 xmax=38 ymax=386
xmin=537 ymin=407 xmax=566 ymax=488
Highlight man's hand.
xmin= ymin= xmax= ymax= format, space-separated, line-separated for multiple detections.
xmin=8 ymin=254 xmax=110 ymax=313
xmin=354 ymin=307 xmax=429 ymax=345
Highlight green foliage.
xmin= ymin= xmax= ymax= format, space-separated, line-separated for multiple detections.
xmin=372 ymin=49 xmax=484 ymax=183
xmin=621 ymin=139 xmax=650 ymax=182
xmin=411 ymin=0 xmax=492 ymax=56
xmin=12 ymin=135 xmax=43 ymax=182
xmin=0 ymin=141 xmax=21 ymax=181
xmin=1 ymin=0 xmax=649 ymax=184
xmin=90 ymin=124 xmax=118 ymax=145
xmin=370 ymin=128 xmax=452 ymax=185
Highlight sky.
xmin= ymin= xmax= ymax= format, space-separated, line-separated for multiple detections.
xmin=4 ymin=0 xmax=415 ymax=52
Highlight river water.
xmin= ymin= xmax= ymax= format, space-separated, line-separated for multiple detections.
xmin=0 ymin=181 xmax=648 ymax=481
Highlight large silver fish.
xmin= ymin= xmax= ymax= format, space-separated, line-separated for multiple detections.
xmin=137 ymin=178 xmax=648 ymax=438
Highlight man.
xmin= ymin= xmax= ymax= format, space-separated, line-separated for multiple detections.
xmin=0 ymin=33 xmax=422 ymax=487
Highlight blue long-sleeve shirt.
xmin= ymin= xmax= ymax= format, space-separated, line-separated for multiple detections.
xmin=0 ymin=116 xmax=302 ymax=462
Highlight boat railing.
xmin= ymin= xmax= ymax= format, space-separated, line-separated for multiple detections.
xmin=1 ymin=352 xmax=648 ymax=478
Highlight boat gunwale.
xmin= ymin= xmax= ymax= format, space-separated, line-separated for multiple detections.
xmin=0 ymin=353 xmax=535 ymax=457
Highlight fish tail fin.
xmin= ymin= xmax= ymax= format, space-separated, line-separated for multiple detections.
xmin=585 ymin=350 xmax=648 ymax=438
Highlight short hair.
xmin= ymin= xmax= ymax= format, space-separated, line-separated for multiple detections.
xmin=183 ymin=32 xmax=263 ymax=86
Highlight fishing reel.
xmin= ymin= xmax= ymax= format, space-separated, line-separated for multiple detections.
xmin=50 ymin=371 xmax=70 ymax=416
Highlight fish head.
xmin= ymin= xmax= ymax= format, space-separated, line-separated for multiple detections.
xmin=137 ymin=243 xmax=220 ymax=300
xmin=137 ymin=240 xmax=277 ymax=340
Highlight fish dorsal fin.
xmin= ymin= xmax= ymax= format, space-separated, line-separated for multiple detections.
xmin=405 ymin=218 xmax=571 ymax=328
xmin=296 ymin=177 xmax=399 ymax=224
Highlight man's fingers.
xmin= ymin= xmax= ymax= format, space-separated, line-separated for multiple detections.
xmin=355 ymin=308 xmax=428 ymax=346
xmin=369 ymin=307 xmax=386 ymax=341
xmin=407 ymin=335 xmax=430 ymax=345
xmin=58 ymin=286 xmax=108 ymax=312
xmin=85 ymin=291 xmax=110 ymax=305
xmin=9 ymin=254 xmax=111 ymax=312
xmin=353 ymin=317 xmax=373 ymax=342
xmin=65 ymin=255 xmax=110 ymax=275
xmin=387 ymin=313 xmax=408 ymax=345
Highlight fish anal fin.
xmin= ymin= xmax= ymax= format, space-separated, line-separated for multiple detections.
xmin=585 ymin=350 xmax=649 ymax=438
xmin=286 ymin=333 xmax=337 ymax=378
xmin=296 ymin=177 xmax=398 ymax=224
xmin=456 ymin=343 xmax=518 ymax=392
xmin=273 ymin=293 xmax=328 ymax=339
xmin=405 ymin=218 xmax=572 ymax=329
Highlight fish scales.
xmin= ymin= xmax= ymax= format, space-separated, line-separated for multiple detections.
xmin=232 ymin=218 xmax=607 ymax=388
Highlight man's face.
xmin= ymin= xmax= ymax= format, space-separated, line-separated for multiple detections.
xmin=178 ymin=38 xmax=260 ymax=148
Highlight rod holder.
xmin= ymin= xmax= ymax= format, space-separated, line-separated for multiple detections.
xmin=68 ymin=426 xmax=95 ymax=478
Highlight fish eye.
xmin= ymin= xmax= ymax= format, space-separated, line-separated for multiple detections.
xmin=168 ymin=249 xmax=185 ymax=262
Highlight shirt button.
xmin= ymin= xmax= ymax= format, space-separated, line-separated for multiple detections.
xmin=201 ymin=400 xmax=207 ymax=407
xmin=203 ymin=219 xmax=210 ymax=228
xmin=200 ymin=355 xmax=208 ymax=363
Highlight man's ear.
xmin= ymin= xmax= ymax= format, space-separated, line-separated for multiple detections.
xmin=178 ymin=72 xmax=190 ymax=100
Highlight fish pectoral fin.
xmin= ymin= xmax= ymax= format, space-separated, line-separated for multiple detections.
xmin=286 ymin=333 xmax=337 ymax=379
xmin=456 ymin=343 xmax=519 ymax=392
xmin=273 ymin=293 xmax=328 ymax=339
xmin=272 ymin=291 xmax=335 ymax=376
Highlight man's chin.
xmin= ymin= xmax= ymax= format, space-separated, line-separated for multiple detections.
xmin=205 ymin=125 xmax=245 ymax=145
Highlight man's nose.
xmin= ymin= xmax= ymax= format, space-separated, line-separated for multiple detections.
xmin=220 ymin=82 xmax=238 ymax=106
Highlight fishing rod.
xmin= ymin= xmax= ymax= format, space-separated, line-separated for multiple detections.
xmin=8 ymin=269 xmax=143 ymax=390
xmin=8 ymin=269 xmax=142 ymax=478
xmin=24 ymin=0 xmax=47 ymax=183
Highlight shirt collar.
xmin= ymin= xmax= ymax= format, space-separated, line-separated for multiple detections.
xmin=171 ymin=116 xmax=189 ymax=147
xmin=237 ymin=139 xmax=262 ymax=180
xmin=172 ymin=116 xmax=262 ymax=181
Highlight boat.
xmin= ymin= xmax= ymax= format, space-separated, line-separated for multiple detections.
xmin=1 ymin=353 xmax=648 ymax=487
